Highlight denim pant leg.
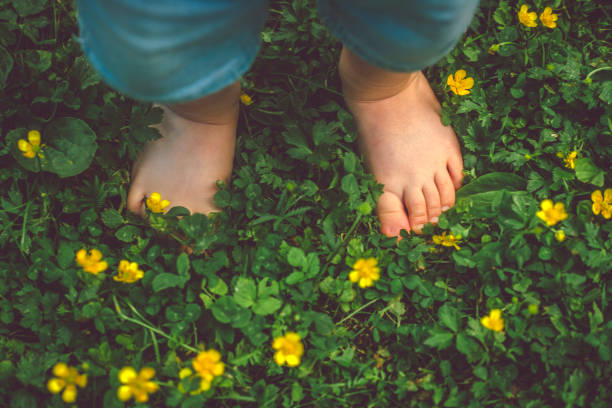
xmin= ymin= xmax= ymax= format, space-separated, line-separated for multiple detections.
xmin=75 ymin=0 xmax=268 ymax=103
xmin=317 ymin=0 xmax=480 ymax=72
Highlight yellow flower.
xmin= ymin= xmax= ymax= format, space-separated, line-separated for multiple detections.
xmin=349 ymin=257 xmax=380 ymax=288
xmin=192 ymin=349 xmax=225 ymax=391
xmin=47 ymin=362 xmax=87 ymax=403
xmin=17 ymin=130 xmax=44 ymax=159
xmin=114 ymin=260 xmax=144 ymax=283
xmin=539 ymin=7 xmax=558 ymax=28
xmin=75 ymin=248 xmax=108 ymax=275
xmin=447 ymin=70 xmax=474 ymax=95
xmin=117 ymin=366 xmax=159 ymax=403
xmin=146 ymin=192 xmax=170 ymax=213
xmin=554 ymin=230 xmax=566 ymax=242
xmin=591 ymin=189 xmax=612 ymax=219
xmin=240 ymin=93 xmax=253 ymax=106
xmin=481 ymin=309 xmax=504 ymax=332
xmin=272 ymin=332 xmax=304 ymax=367
xmin=563 ymin=151 xmax=577 ymax=169
xmin=518 ymin=4 xmax=538 ymax=27
xmin=432 ymin=231 xmax=461 ymax=250
xmin=536 ymin=199 xmax=568 ymax=226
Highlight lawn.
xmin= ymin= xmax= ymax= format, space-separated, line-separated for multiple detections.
xmin=1 ymin=0 xmax=611 ymax=407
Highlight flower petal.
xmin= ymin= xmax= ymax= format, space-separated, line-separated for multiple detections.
xmin=62 ymin=384 xmax=77 ymax=403
xmin=47 ymin=378 xmax=65 ymax=394
xmin=604 ymin=189 xmax=612 ymax=204
xmin=117 ymin=385 xmax=133 ymax=401
xmin=118 ymin=367 xmax=137 ymax=384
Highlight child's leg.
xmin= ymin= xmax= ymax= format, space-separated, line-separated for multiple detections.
xmin=318 ymin=0 xmax=479 ymax=236
xmin=339 ymin=48 xmax=463 ymax=236
xmin=75 ymin=0 xmax=268 ymax=214
xmin=127 ymin=82 xmax=240 ymax=215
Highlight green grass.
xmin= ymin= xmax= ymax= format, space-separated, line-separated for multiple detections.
xmin=1 ymin=0 xmax=611 ymax=407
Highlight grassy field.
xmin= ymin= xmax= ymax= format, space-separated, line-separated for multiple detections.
xmin=1 ymin=0 xmax=611 ymax=406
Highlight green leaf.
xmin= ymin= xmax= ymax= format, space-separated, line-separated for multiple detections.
xmin=438 ymin=303 xmax=460 ymax=332
xmin=457 ymin=172 xmax=526 ymax=197
xmin=210 ymin=296 xmax=240 ymax=324
xmin=208 ymin=276 xmax=228 ymax=295
xmin=152 ymin=273 xmax=188 ymax=292
xmin=341 ymin=174 xmax=359 ymax=200
xmin=287 ymin=247 xmax=306 ymax=268
xmin=23 ymin=50 xmax=52 ymax=73
xmin=11 ymin=0 xmax=47 ymax=17
xmin=252 ymin=297 xmax=282 ymax=316
xmin=0 ymin=45 xmax=14 ymax=89
xmin=56 ymin=241 xmax=77 ymax=269
xmin=100 ymin=209 xmax=124 ymax=228
xmin=285 ymin=271 xmax=305 ymax=285
xmin=115 ymin=225 xmax=140 ymax=243
xmin=42 ymin=118 xmax=97 ymax=177
xmin=72 ymin=55 xmax=101 ymax=90
xmin=176 ymin=253 xmax=190 ymax=276
xmin=424 ymin=329 xmax=454 ymax=350
xmin=575 ymin=158 xmax=604 ymax=187
xmin=456 ymin=333 xmax=482 ymax=363
xmin=233 ymin=277 xmax=256 ymax=308
xmin=343 ymin=152 xmax=357 ymax=173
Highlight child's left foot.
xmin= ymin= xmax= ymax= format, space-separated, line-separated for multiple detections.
xmin=341 ymin=67 xmax=463 ymax=237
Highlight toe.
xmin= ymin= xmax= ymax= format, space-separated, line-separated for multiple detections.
xmin=435 ymin=171 xmax=456 ymax=211
xmin=422 ymin=182 xmax=442 ymax=224
xmin=403 ymin=188 xmax=429 ymax=233
xmin=377 ymin=191 xmax=411 ymax=238
xmin=127 ymin=185 xmax=146 ymax=217
xmin=447 ymin=155 xmax=464 ymax=190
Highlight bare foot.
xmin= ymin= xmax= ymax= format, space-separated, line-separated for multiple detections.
xmin=127 ymin=105 xmax=237 ymax=216
xmin=342 ymin=70 xmax=463 ymax=237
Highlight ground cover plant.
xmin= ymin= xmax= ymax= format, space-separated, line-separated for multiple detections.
xmin=1 ymin=0 xmax=611 ymax=406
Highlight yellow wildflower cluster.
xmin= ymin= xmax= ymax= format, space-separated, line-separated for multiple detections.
xmin=272 ymin=332 xmax=304 ymax=367
xmin=117 ymin=366 xmax=159 ymax=403
xmin=432 ymin=231 xmax=461 ymax=250
xmin=146 ymin=192 xmax=170 ymax=213
xmin=481 ymin=309 xmax=504 ymax=332
xmin=539 ymin=7 xmax=559 ymax=28
xmin=536 ymin=199 xmax=568 ymax=226
xmin=555 ymin=230 xmax=566 ymax=242
xmin=114 ymin=260 xmax=145 ymax=283
xmin=18 ymin=130 xmax=44 ymax=159
xmin=240 ymin=93 xmax=254 ymax=106
xmin=592 ymin=189 xmax=612 ymax=219
xmin=447 ymin=70 xmax=474 ymax=95
xmin=47 ymin=363 xmax=87 ymax=403
xmin=349 ymin=257 xmax=380 ymax=288
xmin=518 ymin=5 xmax=558 ymax=29
xmin=75 ymin=248 xmax=108 ymax=275
xmin=191 ymin=349 xmax=225 ymax=392
xmin=561 ymin=151 xmax=577 ymax=169
xmin=76 ymin=249 xmax=145 ymax=284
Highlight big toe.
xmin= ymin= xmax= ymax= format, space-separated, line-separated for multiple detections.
xmin=127 ymin=183 xmax=146 ymax=217
xmin=377 ymin=191 xmax=411 ymax=238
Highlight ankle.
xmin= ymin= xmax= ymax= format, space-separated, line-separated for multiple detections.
xmin=167 ymin=81 xmax=241 ymax=125
xmin=339 ymin=46 xmax=418 ymax=102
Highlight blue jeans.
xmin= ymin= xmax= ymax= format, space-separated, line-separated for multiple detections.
xmin=76 ymin=0 xmax=479 ymax=103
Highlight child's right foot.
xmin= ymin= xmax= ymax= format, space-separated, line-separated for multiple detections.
xmin=127 ymin=104 xmax=237 ymax=216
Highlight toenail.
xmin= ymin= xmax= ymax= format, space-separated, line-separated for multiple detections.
xmin=415 ymin=224 xmax=424 ymax=231
xmin=430 ymin=217 xmax=438 ymax=223
xmin=441 ymin=206 xmax=450 ymax=211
